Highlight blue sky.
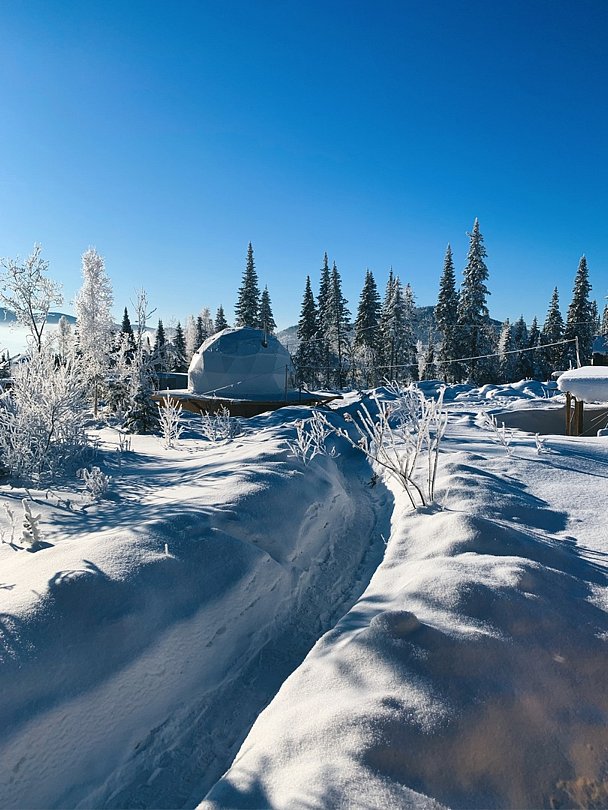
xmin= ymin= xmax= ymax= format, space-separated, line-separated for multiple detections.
xmin=0 ymin=0 xmax=606 ymax=331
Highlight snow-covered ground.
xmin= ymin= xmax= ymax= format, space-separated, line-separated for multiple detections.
xmin=1 ymin=384 xmax=608 ymax=809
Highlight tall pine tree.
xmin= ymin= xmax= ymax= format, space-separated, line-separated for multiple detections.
xmin=327 ymin=262 xmax=350 ymax=388
xmin=542 ymin=287 xmax=566 ymax=371
xmin=456 ymin=219 xmax=492 ymax=382
xmin=294 ymin=276 xmax=320 ymax=387
xmin=354 ymin=270 xmax=381 ymax=385
xmin=565 ymin=255 xmax=594 ymax=366
xmin=435 ymin=244 xmax=460 ymax=382
xmin=235 ymin=242 xmax=261 ymax=328
xmin=214 ymin=305 xmax=228 ymax=332
xmin=317 ymin=253 xmax=333 ymax=386
xmin=172 ymin=321 xmax=187 ymax=373
xmin=259 ymin=286 xmax=277 ymax=334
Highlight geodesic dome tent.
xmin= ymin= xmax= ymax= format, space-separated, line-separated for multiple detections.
xmin=188 ymin=327 xmax=293 ymax=399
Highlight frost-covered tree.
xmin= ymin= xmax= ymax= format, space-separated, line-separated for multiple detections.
xmin=565 ymin=255 xmax=594 ymax=366
xmin=435 ymin=244 xmax=460 ymax=382
xmin=0 ymin=346 xmax=89 ymax=481
xmin=185 ymin=315 xmax=198 ymax=361
xmin=57 ymin=315 xmax=73 ymax=362
xmin=456 ymin=219 xmax=492 ymax=382
xmin=601 ymin=302 xmax=608 ymax=337
xmin=0 ymin=244 xmax=63 ymax=353
xmin=542 ymin=287 xmax=566 ymax=370
xmin=123 ymin=288 xmax=159 ymax=434
xmin=259 ymin=286 xmax=276 ymax=334
xmin=354 ymin=270 xmax=381 ymax=386
xmin=75 ymin=247 xmax=114 ymax=415
xmin=497 ymin=319 xmax=515 ymax=383
xmin=235 ymin=242 xmax=261 ymax=328
xmin=214 ymin=305 xmax=228 ymax=333
xmin=294 ymin=276 xmax=320 ymax=387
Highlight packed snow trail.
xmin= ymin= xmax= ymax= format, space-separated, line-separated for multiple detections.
xmin=0 ymin=407 xmax=389 ymax=809
xmin=202 ymin=405 xmax=608 ymax=809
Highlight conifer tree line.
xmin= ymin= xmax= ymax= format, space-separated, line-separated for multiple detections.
xmin=291 ymin=220 xmax=602 ymax=388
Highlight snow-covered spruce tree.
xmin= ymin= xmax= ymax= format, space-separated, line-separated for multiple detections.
xmin=497 ymin=319 xmax=515 ymax=383
xmin=542 ymin=287 xmax=566 ymax=371
xmin=565 ymin=256 xmax=594 ymax=366
xmin=456 ymin=219 xmax=493 ymax=383
xmin=317 ymin=253 xmax=333 ymax=387
xmin=601 ymin=303 xmax=608 ymax=338
xmin=75 ymin=247 xmax=114 ymax=415
xmin=354 ymin=269 xmax=381 ymax=386
xmin=512 ymin=315 xmax=530 ymax=379
xmin=294 ymin=275 xmax=320 ymax=388
xmin=123 ymin=355 xmax=159 ymax=434
xmin=0 ymin=344 xmax=89 ymax=481
xmin=327 ymin=262 xmax=351 ymax=388
xmin=0 ymin=244 xmax=63 ymax=353
xmin=119 ymin=306 xmax=136 ymax=364
xmin=379 ymin=273 xmax=414 ymax=384
xmin=402 ymin=283 xmax=418 ymax=381
xmin=171 ymin=321 xmax=187 ymax=372
xmin=153 ymin=319 xmax=168 ymax=372
xmin=123 ymin=288 xmax=159 ymax=434
xmin=527 ymin=317 xmax=548 ymax=380
xmin=235 ymin=242 xmax=261 ymax=328
xmin=214 ymin=305 xmax=228 ymax=332
xmin=435 ymin=244 xmax=460 ymax=382
xmin=259 ymin=286 xmax=276 ymax=334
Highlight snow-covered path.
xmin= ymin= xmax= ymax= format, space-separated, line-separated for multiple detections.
xmin=202 ymin=406 xmax=608 ymax=809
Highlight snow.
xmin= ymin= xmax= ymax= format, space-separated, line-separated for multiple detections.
xmin=557 ymin=364 xmax=608 ymax=402
xmin=1 ymin=381 xmax=608 ymax=809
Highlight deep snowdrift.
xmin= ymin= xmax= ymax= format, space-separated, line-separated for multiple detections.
xmin=2 ymin=384 xmax=608 ymax=809
xmin=0 ymin=408 xmax=389 ymax=808
xmin=202 ymin=398 xmax=608 ymax=809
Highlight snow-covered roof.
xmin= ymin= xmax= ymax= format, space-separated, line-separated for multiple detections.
xmin=557 ymin=365 xmax=608 ymax=402
xmin=188 ymin=326 xmax=293 ymax=399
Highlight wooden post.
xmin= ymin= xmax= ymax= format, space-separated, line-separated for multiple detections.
xmin=565 ymin=391 xmax=572 ymax=436
xmin=575 ymin=398 xmax=584 ymax=436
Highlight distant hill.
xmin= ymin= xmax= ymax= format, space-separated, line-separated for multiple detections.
xmin=0 ymin=308 xmax=77 ymax=326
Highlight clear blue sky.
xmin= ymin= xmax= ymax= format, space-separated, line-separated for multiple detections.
xmin=0 ymin=0 xmax=606 ymax=331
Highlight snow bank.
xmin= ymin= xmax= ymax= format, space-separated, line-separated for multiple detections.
xmin=202 ymin=411 xmax=608 ymax=809
xmin=0 ymin=409 xmax=388 ymax=809
xmin=557 ymin=365 xmax=608 ymax=402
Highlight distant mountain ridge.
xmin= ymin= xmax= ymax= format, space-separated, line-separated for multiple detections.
xmin=0 ymin=308 xmax=77 ymax=325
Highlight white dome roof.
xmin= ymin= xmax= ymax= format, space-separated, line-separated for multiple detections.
xmin=188 ymin=327 xmax=293 ymax=399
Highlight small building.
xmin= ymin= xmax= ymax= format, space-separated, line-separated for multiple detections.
xmin=557 ymin=365 xmax=608 ymax=435
xmin=188 ymin=327 xmax=293 ymax=399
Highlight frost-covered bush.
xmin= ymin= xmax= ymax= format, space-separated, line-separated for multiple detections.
xmin=199 ymin=406 xmax=239 ymax=443
xmin=331 ymin=385 xmax=447 ymax=509
xmin=481 ymin=412 xmax=514 ymax=455
xmin=78 ymin=466 xmax=112 ymax=499
xmin=287 ymin=410 xmax=336 ymax=465
xmin=157 ymin=395 xmax=184 ymax=449
xmin=21 ymin=499 xmax=42 ymax=548
xmin=0 ymin=348 xmax=89 ymax=481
